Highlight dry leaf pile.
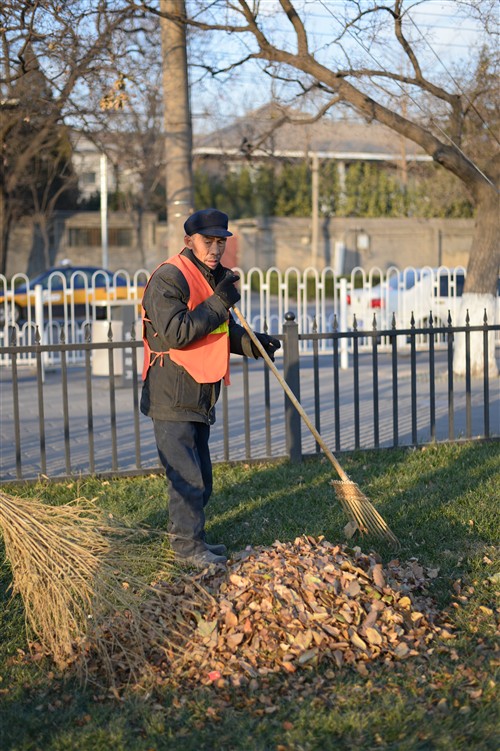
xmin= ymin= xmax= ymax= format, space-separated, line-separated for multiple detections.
xmin=22 ymin=532 xmax=456 ymax=690
xmin=159 ymin=536 xmax=455 ymax=687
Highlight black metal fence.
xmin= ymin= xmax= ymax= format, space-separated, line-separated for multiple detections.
xmin=0 ymin=315 xmax=498 ymax=483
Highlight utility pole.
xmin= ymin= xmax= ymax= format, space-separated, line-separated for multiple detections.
xmin=400 ymin=96 xmax=408 ymax=189
xmin=160 ymin=0 xmax=194 ymax=255
xmin=100 ymin=154 xmax=108 ymax=269
xmin=311 ymin=151 xmax=319 ymax=267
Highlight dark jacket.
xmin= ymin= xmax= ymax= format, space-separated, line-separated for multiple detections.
xmin=140 ymin=247 xmax=255 ymax=423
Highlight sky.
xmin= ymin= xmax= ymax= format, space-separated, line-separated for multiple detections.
xmin=188 ymin=0 xmax=495 ymax=135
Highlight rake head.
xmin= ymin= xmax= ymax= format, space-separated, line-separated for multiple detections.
xmin=331 ymin=480 xmax=400 ymax=547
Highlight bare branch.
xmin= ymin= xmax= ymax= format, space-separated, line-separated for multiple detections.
xmin=129 ymin=0 xmax=253 ymax=33
xmin=242 ymin=95 xmax=342 ymax=155
xmin=279 ymin=0 xmax=308 ymax=57
xmin=193 ymin=52 xmax=260 ymax=78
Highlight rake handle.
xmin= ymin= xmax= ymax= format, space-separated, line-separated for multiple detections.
xmin=232 ymin=305 xmax=350 ymax=483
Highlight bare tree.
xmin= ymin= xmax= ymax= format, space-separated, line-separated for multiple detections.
xmin=104 ymin=79 xmax=166 ymax=268
xmin=0 ymin=0 xmax=135 ymax=275
xmin=1 ymin=39 xmax=79 ymax=274
xmin=85 ymin=18 xmax=167 ymax=268
xmin=136 ymin=0 xmax=499 ymax=374
xmin=84 ymin=0 xmax=194 ymax=259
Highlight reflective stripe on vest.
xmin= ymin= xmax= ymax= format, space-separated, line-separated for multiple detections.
xmin=142 ymin=253 xmax=230 ymax=385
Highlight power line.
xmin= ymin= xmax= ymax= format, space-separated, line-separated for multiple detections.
xmin=316 ymin=0 xmax=498 ymax=191
xmin=405 ymin=12 xmax=500 ymax=147
xmin=304 ymin=9 xmax=481 ymax=33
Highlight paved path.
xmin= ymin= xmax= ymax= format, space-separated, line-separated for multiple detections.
xmin=1 ymin=352 xmax=498 ymax=482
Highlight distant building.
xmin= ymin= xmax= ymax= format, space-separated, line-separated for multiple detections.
xmin=193 ymin=103 xmax=431 ymax=176
xmin=71 ymin=104 xmax=432 ymax=201
xmin=192 ymin=104 xmax=445 ymax=273
xmin=70 ymin=130 xmax=143 ymax=202
xmin=7 ymin=106 xmax=473 ymax=277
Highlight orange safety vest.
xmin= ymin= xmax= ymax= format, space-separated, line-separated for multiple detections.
xmin=142 ymin=253 xmax=230 ymax=385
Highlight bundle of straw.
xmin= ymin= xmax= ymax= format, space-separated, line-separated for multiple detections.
xmin=0 ymin=492 xmax=210 ymax=685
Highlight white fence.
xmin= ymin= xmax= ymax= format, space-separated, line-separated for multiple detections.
xmin=0 ymin=267 xmax=148 ymax=367
xmin=237 ymin=264 xmax=499 ymax=350
xmin=1 ymin=264 xmax=499 ymax=369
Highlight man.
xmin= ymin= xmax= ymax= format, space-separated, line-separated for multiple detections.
xmin=141 ymin=208 xmax=280 ymax=568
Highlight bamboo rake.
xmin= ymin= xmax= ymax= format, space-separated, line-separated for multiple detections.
xmin=232 ymin=305 xmax=399 ymax=547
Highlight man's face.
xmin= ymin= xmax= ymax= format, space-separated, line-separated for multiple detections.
xmin=185 ymin=233 xmax=227 ymax=270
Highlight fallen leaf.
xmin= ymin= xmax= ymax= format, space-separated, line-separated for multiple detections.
xmin=349 ymin=629 xmax=368 ymax=652
xmin=197 ymin=619 xmax=218 ymax=638
xmin=466 ymin=688 xmax=483 ymax=700
xmin=439 ymin=629 xmax=455 ymax=640
xmin=479 ymin=606 xmax=493 ymax=616
xmin=365 ymin=627 xmax=383 ymax=646
xmin=436 ymin=698 xmax=448 ymax=713
xmin=297 ymin=648 xmax=318 ymax=664
xmin=372 ymin=564 xmax=385 ymax=588
xmin=229 ymin=574 xmax=250 ymax=588
xmin=394 ymin=643 xmax=410 ymax=658
xmin=226 ymin=633 xmax=244 ymax=650
xmin=224 ymin=610 xmax=238 ymax=628
xmin=346 ymin=580 xmax=361 ymax=597
xmin=344 ymin=520 xmax=358 ymax=539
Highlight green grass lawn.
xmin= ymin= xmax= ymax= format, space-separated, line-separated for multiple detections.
xmin=1 ymin=441 xmax=499 ymax=751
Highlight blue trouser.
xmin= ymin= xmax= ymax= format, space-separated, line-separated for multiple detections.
xmin=153 ymin=419 xmax=212 ymax=556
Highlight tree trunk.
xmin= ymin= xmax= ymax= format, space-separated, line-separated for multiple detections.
xmin=160 ymin=0 xmax=194 ymax=256
xmin=453 ymin=172 xmax=500 ymax=377
xmin=0 ymin=188 xmax=11 ymax=277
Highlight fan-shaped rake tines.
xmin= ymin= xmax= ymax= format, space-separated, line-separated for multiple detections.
xmin=232 ymin=306 xmax=400 ymax=548
xmin=331 ymin=480 xmax=400 ymax=547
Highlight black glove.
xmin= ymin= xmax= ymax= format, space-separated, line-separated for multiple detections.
xmin=251 ymin=332 xmax=281 ymax=362
xmin=214 ymin=271 xmax=241 ymax=309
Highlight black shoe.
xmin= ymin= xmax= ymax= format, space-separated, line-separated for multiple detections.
xmin=175 ymin=549 xmax=227 ymax=569
xmin=204 ymin=541 xmax=227 ymax=556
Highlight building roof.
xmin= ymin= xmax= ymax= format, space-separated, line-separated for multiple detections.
xmin=194 ymin=103 xmax=430 ymax=162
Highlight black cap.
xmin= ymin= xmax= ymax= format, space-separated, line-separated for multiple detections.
xmin=184 ymin=208 xmax=233 ymax=238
